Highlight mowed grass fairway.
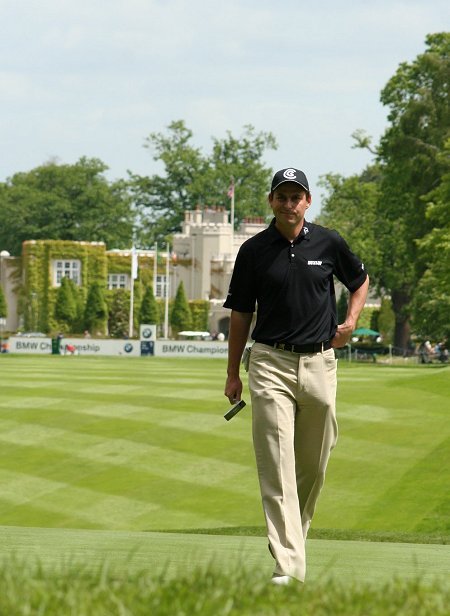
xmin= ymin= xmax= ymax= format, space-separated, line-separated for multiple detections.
xmin=0 ymin=355 xmax=449 ymax=613
xmin=0 ymin=355 xmax=259 ymax=532
xmin=0 ymin=355 xmax=448 ymax=536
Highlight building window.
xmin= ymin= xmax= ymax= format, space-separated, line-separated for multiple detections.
xmin=107 ymin=274 xmax=129 ymax=290
xmin=155 ymin=275 xmax=168 ymax=298
xmin=53 ymin=260 xmax=81 ymax=287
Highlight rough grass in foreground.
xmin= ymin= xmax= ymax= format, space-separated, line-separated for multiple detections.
xmin=0 ymin=559 xmax=448 ymax=616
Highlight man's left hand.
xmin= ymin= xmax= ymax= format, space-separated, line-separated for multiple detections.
xmin=331 ymin=322 xmax=354 ymax=348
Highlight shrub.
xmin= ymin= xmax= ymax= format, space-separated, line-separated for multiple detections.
xmin=84 ymin=283 xmax=108 ymax=335
xmin=54 ymin=277 xmax=77 ymax=332
xmin=107 ymin=290 xmax=130 ymax=338
xmin=170 ymin=281 xmax=192 ymax=336
xmin=140 ymin=286 xmax=160 ymax=325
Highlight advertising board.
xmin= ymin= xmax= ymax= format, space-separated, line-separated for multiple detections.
xmin=9 ymin=337 xmax=141 ymax=356
xmin=8 ymin=336 xmax=229 ymax=358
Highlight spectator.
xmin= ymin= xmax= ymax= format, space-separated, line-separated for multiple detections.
xmin=438 ymin=343 xmax=448 ymax=363
xmin=418 ymin=342 xmax=431 ymax=364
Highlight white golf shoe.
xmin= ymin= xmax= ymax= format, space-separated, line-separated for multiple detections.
xmin=271 ymin=574 xmax=292 ymax=586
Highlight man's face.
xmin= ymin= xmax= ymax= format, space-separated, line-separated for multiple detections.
xmin=269 ymin=182 xmax=311 ymax=227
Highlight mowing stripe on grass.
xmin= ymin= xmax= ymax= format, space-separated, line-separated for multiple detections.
xmin=0 ymin=417 xmax=251 ymax=490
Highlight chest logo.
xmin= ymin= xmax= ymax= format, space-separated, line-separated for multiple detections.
xmin=308 ymin=260 xmax=322 ymax=265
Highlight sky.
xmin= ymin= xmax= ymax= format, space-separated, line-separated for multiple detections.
xmin=1 ymin=0 xmax=449 ymax=220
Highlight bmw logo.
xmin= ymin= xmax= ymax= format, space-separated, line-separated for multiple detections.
xmin=124 ymin=343 xmax=133 ymax=353
xmin=142 ymin=328 xmax=152 ymax=339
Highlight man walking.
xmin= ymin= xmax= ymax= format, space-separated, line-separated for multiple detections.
xmin=224 ymin=168 xmax=369 ymax=585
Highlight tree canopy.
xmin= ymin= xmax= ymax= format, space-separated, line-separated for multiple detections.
xmin=411 ymin=138 xmax=450 ymax=341
xmin=317 ymin=167 xmax=382 ymax=279
xmin=319 ymin=32 xmax=450 ymax=347
xmin=130 ymin=121 xmax=277 ymax=246
xmin=375 ymin=32 xmax=450 ymax=347
xmin=0 ymin=157 xmax=134 ymax=255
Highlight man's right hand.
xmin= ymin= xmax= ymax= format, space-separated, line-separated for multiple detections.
xmin=224 ymin=310 xmax=253 ymax=405
xmin=224 ymin=375 xmax=243 ymax=405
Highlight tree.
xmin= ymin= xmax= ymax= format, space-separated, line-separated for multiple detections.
xmin=139 ymin=286 xmax=160 ymax=325
xmin=108 ymin=290 xmax=130 ymax=338
xmin=84 ymin=283 xmax=108 ymax=335
xmin=193 ymin=125 xmax=278 ymax=224
xmin=190 ymin=300 xmax=209 ymax=331
xmin=411 ymin=139 xmax=450 ymax=341
xmin=375 ymin=33 xmax=450 ymax=349
xmin=337 ymin=290 xmax=348 ymax=323
xmin=0 ymin=157 xmax=134 ymax=255
xmin=376 ymin=298 xmax=396 ymax=345
xmin=170 ymin=281 xmax=192 ymax=336
xmin=130 ymin=120 xmax=277 ymax=246
xmin=54 ymin=277 xmax=77 ymax=332
xmin=316 ymin=168 xmax=382 ymax=280
xmin=0 ymin=285 xmax=7 ymax=319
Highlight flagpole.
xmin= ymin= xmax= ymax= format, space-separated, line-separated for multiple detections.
xmin=129 ymin=246 xmax=138 ymax=338
xmin=129 ymin=281 xmax=134 ymax=338
xmin=164 ymin=243 xmax=170 ymax=339
xmin=230 ymin=190 xmax=235 ymax=248
xmin=129 ymin=248 xmax=134 ymax=338
xmin=228 ymin=177 xmax=235 ymax=251
xmin=153 ymin=242 xmax=158 ymax=291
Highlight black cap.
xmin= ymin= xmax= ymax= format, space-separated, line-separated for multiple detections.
xmin=271 ymin=168 xmax=309 ymax=193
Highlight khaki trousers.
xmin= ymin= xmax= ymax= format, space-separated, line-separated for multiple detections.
xmin=248 ymin=343 xmax=338 ymax=582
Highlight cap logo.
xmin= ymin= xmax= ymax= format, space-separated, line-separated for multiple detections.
xmin=283 ymin=168 xmax=297 ymax=179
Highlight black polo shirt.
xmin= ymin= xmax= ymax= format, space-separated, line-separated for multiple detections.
xmin=223 ymin=219 xmax=367 ymax=345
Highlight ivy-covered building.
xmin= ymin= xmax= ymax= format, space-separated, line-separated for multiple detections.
xmin=0 ymin=207 xmax=266 ymax=337
xmin=13 ymin=240 xmax=169 ymax=335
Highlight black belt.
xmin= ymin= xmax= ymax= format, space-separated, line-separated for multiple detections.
xmin=257 ymin=340 xmax=332 ymax=354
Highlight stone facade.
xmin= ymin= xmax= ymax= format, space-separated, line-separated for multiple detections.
xmin=172 ymin=207 xmax=265 ymax=335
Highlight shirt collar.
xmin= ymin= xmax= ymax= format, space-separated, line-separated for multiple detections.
xmin=268 ymin=218 xmax=313 ymax=243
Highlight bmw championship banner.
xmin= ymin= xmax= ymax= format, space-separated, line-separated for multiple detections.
xmin=8 ymin=331 xmax=229 ymax=358
xmin=9 ymin=336 xmax=141 ymax=356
